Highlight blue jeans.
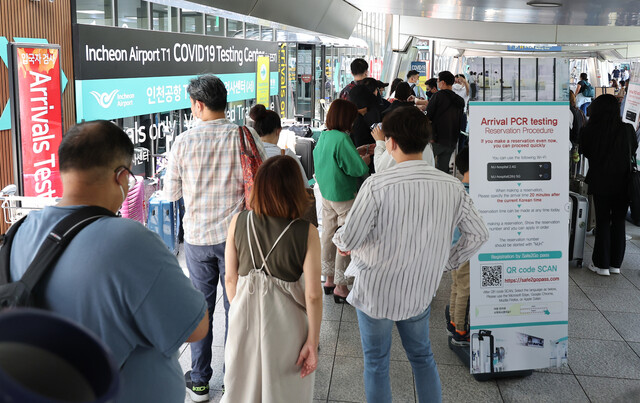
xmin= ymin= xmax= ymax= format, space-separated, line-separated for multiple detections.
xmin=184 ymin=242 xmax=230 ymax=384
xmin=356 ymin=307 xmax=441 ymax=403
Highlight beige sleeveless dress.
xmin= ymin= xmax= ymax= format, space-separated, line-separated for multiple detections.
xmin=222 ymin=211 xmax=313 ymax=403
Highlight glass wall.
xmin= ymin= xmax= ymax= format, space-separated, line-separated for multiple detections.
xmin=205 ymin=15 xmax=224 ymax=36
xmin=538 ymin=59 xmax=555 ymax=101
xmin=467 ymin=57 xmax=568 ymax=102
xmin=226 ymin=19 xmax=243 ymax=38
xmin=117 ymin=0 xmax=148 ymax=29
xmin=245 ymin=23 xmax=260 ymax=40
xmin=76 ymin=0 xmax=113 ymax=26
xmin=151 ymin=3 xmax=169 ymax=31
xmin=181 ymin=10 xmax=204 ymax=34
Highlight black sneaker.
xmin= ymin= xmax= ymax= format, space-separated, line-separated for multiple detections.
xmin=185 ymin=371 xmax=210 ymax=402
xmin=451 ymin=331 xmax=470 ymax=346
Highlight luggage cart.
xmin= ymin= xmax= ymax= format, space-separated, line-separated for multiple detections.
xmin=1 ymin=185 xmax=59 ymax=226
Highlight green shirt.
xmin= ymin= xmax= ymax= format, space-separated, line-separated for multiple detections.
xmin=313 ymin=129 xmax=369 ymax=202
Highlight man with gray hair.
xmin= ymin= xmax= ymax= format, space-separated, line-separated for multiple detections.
xmin=164 ymin=74 xmax=266 ymax=401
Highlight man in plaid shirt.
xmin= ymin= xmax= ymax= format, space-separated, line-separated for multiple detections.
xmin=164 ymin=74 xmax=266 ymax=402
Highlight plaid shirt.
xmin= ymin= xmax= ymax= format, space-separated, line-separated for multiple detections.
xmin=164 ymin=119 xmax=266 ymax=246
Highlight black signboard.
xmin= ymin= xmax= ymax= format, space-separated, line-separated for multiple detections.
xmin=73 ymin=24 xmax=278 ymax=80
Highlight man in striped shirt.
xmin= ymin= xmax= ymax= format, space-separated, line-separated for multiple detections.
xmin=333 ymin=107 xmax=488 ymax=403
xmin=164 ymin=75 xmax=266 ymax=402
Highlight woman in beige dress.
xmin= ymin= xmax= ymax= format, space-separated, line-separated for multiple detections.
xmin=222 ymin=155 xmax=322 ymax=403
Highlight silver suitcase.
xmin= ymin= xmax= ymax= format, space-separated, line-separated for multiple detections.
xmin=569 ymin=191 xmax=588 ymax=267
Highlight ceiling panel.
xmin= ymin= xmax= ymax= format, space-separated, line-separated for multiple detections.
xmin=347 ymin=0 xmax=640 ymax=27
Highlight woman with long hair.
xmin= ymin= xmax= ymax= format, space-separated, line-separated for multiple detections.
xmin=387 ymin=77 xmax=403 ymax=101
xmin=223 ymin=155 xmax=322 ymax=402
xmin=313 ymin=99 xmax=370 ymax=302
xmin=579 ymin=94 xmax=638 ymax=276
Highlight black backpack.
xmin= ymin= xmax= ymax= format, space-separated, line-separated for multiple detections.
xmin=0 ymin=206 xmax=115 ymax=309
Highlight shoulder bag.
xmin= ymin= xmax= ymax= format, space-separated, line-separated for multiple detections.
xmin=238 ymin=126 xmax=264 ymax=210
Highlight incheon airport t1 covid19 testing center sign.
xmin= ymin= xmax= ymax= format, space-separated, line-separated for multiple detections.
xmin=468 ymin=102 xmax=569 ymax=374
xmin=72 ymin=24 xmax=279 ymax=122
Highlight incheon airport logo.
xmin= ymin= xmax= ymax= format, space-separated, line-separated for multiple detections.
xmin=90 ymin=89 xmax=119 ymax=108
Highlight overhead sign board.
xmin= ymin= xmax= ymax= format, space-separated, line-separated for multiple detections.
xmin=73 ymin=24 xmax=279 ymax=122
xmin=507 ymin=45 xmax=562 ymax=52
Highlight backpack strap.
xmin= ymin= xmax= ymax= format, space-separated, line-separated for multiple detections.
xmin=0 ymin=215 xmax=29 ymax=285
xmin=2 ymin=206 xmax=116 ymax=293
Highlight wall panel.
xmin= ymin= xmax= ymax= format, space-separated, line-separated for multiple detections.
xmin=0 ymin=0 xmax=75 ymax=232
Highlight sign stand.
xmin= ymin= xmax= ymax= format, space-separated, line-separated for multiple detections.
xmin=8 ymin=42 xmax=64 ymax=198
xmin=466 ymin=101 xmax=570 ymax=378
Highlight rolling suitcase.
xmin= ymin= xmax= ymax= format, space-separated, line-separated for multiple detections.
xmin=119 ymin=178 xmax=145 ymax=224
xmin=295 ymin=136 xmax=315 ymax=181
xmin=569 ymin=191 xmax=588 ymax=267
xmin=147 ymin=192 xmax=180 ymax=255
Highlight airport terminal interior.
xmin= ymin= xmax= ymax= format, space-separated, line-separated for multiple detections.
xmin=2 ymin=0 xmax=640 ymax=402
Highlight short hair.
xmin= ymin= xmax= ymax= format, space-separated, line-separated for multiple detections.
xmin=325 ymin=99 xmax=358 ymax=132
xmin=350 ymin=58 xmax=369 ymax=76
xmin=394 ymin=82 xmax=414 ymax=101
xmin=580 ymin=73 xmax=588 ymax=81
xmin=382 ymin=107 xmax=430 ymax=154
xmin=359 ymin=77 xmax=379 ymax=94
xmin=348 ymin=85 xmax=376 ymax=109
xmin=425 ymin=78 xmax=438 ymax=90
xmin=250 ymin=156 xmax=309 ymax=219
xmin=407 ymin=70 xmax=420 ymax=80
xmin=249 ymin=104 xmax=281 ymax=136
xmin=59 ymin=121 xmax=133 ymax=172
xmin=438 ymin=71 xmax=455 ymax=86
xmin=187 ymin=74 xmax=227 ymax=112
xmin=456 ymin=147 xmax=470 ymax=175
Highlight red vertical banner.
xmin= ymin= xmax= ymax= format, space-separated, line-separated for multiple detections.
xmin=9 ymin=45 xmax=64 ymax=197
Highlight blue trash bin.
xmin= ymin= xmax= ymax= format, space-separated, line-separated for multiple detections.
xmin=0 ymin=309 xmax=119 ymax=403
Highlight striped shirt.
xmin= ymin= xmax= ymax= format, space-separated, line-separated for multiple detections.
xmin=164 ymin=118 xmax=266 ymax=246
xmin=333 ymin=160 xmax=489 ymax=321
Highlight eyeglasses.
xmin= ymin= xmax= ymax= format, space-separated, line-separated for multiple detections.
xmin=114 ymin=166 xmax=138 ymax=188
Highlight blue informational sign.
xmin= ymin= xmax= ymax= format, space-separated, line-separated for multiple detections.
xmin=410 ymin=61 xmax=427 ymax=77
xmin=507 ymin=45 xmax=562 ymax=52
xmin=76 ymin=73 xmax=278 ymax=122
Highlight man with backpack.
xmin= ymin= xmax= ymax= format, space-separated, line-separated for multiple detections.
xmin=426 ymin=70 xmax=466 ymax=173
xmin=3 ymin=120 xmax=208 ymax=402
xmin=576 ymin=73 xmax=594 ymax=110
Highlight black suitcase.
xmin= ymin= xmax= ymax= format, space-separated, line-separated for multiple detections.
xmin=295 ymin=137 xmax=315 ymax=181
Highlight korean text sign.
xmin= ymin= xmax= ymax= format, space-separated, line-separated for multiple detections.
xmin=9 ymin=44 xmax=63 ymax=197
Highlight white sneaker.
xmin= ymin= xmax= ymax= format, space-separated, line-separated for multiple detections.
xmin=610 ymin=268 xmax=621 ymax=274
xmin=589 ymin=263 xmax=610 ymax=276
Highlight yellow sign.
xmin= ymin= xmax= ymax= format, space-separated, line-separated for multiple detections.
xmin=256 ymin=56 xmax=270 ymax=106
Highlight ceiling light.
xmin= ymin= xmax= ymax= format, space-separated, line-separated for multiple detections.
xmin=77 ymin=10 xmax=105 ymax=14
xmin=527 ymin=1 xmax=562 ymax=7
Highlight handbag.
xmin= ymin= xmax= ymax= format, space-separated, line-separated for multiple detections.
xmin=238 ymin=126 xmax=263 ymax=210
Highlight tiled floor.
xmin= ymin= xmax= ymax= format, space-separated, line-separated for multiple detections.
xmin=180 ymin=221 xmax=640 ymax=402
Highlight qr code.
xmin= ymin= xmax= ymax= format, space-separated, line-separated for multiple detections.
xmin=481 ymin=264 xmax=503 ymax=288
